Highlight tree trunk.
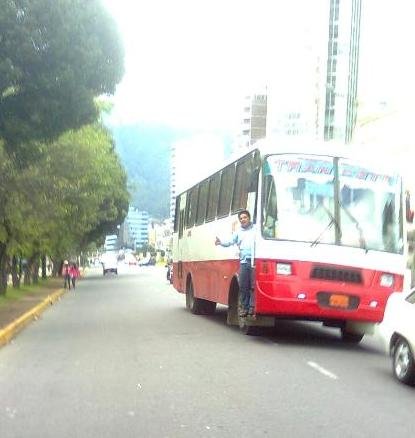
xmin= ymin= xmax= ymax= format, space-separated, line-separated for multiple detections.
xmin=41 ymin=255 xmax=47 ymax=279
xmin=31 ymin=255 xmax=40 ymax=284
xmin=11 ymin=255 xmax=20 ymax=288
xmin=0 ymin=242 xmax=8 ymax=295
xmin=51 ymin=257 xmax=62 ymax=277
xmin=23 ymin=260 xmax=31 ymax=285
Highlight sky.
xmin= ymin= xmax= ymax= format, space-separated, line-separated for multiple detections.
xmin=359 ymin=1 xmax=415 ymax=106
xmin=101 ymin=0 xmax=415 ymax=143
xmin=101 ymin=0 xmax=324 ymax=131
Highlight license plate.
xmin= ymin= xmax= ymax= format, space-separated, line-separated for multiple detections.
xmin=329 ymin=294 xmax=349 ymax=308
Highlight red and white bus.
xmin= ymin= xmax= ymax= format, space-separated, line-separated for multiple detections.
xmin=172 ymin=139 xmax=410 ymax=341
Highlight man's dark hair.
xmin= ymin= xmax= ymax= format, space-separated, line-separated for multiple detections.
xmin=238 ymin=210 xmax=251 ymax=220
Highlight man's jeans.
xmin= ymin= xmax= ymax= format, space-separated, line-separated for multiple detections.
xmin=239 ymin=260 xmax=254 ymax=311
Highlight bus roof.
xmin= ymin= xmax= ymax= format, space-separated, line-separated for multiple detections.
xmin=177 ymin=136 xmax=403 ymax=195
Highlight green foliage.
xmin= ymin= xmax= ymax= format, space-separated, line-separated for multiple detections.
xmin=0 ymin=120 xmax=129 ymax=289
xmin=33 ymin=123 xmax=130 ymax=257
xmin=0 ymin=0 xmax=126 ymax=294
xmin=0 ymin=0 xmax=124 ymax=156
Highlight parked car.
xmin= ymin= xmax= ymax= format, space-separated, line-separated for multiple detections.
xmin=379 ymin=288 xmax=415 ymax=386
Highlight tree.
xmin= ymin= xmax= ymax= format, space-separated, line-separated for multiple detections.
xmin=0 ymin=121 xmax=129 ymax=294
xmin=30 ymin=123 xmax=129 ymax=265
xmin=0 ymin=0 xmax=125 ymax=294
xmin=0 ymin=0 xmax=124 ymax=157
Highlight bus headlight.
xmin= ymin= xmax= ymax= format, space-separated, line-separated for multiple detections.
xmin=276 ymin=262 xmax=292 ymax=276
xmin=380 ymin=273 xmax=394 ymax=288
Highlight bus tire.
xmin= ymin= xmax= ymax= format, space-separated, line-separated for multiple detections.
xmin=198 ymin=299 xmax=216 ymax=315
xmin=340 ymin=327 xmax=364 ymax=344
xmin=186 ymin=279 xmax=216 ymax=315
xmin=226 ymin=279 xmax=239 ymax=326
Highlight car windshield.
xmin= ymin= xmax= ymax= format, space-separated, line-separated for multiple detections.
xmin=262 ymin=154 xmax=403 ymax=253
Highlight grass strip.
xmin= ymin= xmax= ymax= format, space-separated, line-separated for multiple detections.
xmin=0 ymin=277 xmax=62 ymax=308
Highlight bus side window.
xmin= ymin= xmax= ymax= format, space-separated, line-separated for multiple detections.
xmin=177 ymin=194 xmax=185 ymax=239
xmin=231 ymin=153 xmax=259 ymax=214
xmin=195 ymin=179 xmax=209 ymax=226
xmin=218 ymin=165 xmax=235 ymax=217
xmin=206 ymin=173 xmax=220 ymax=222
xmin=185 ymin=186 xmax=199 ymax=228
xmin=179 ymin=209 xmax=185 ymax=239
xmin=262 ymin=175 xmax=278 ymax=238
xmin=173 ymin=196 xmax=180 ymax=233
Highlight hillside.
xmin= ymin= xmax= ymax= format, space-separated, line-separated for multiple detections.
xmin=107 ymin=124 xmax=177 ymax=218
xmin=106 ymin=122 xmax=234 ymax=219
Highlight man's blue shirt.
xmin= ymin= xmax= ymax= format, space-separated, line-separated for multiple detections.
xmin=219 ymin=223 xmax=255 ymax=263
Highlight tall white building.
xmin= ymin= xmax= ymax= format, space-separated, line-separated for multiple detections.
xmin=121 ymin=207 xmax=149 ymax=250
xmin=104 ymin=234 xmax=118 ymax=252
xmin=322 ymin=0 xmax=362 ymax=143
xmin=240 ymin=93 xmax=267 ymax=148
xmin=264 ymin=0 xmax=362 ymax=144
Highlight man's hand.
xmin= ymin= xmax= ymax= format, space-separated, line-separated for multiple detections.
xmin=215 ymin=237 xmax=221 ymax=246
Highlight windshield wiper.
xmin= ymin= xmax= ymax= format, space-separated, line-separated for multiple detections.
xmin=339 ymin=202 xmax=368 ymax=252
xmin=310 ymin=205 xmax=341 ymax=247
xmin=310 ymin=219 xmax=335 ymax=247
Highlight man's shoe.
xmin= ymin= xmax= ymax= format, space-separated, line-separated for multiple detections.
xmin=239 ymin=309 xmax=248 ymax=318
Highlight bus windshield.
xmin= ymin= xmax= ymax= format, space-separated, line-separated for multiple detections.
xmin=262 ymin=154 xmax=403 ymax=254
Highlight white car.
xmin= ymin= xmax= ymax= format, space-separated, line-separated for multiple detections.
xmin=100 ymin=252 xmax=118 ymax=275
xmin=379 ymin=288 xmax=415 ymax=386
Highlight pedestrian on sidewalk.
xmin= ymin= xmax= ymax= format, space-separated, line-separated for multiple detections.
xmin=62 ymin=260 xmax=71 ymax=289
xmin=69 ymin=263 xmax=80 ymax=289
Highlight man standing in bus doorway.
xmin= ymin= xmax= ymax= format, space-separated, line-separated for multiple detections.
xmin=215 ymin=210 xmax=255 ymax=318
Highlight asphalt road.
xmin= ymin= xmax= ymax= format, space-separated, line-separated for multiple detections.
xmin=0 ymin=265 xmax=413 ymax=438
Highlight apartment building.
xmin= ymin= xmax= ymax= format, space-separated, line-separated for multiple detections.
xmin=120 ymin=207 xmax=149 ymax=250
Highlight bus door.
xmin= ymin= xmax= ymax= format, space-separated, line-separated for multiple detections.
xmin=173 ymin=193 xmax=187 ymax=291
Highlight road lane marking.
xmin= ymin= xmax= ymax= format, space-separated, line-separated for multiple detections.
xmin=307 ymin=361 xmax=338 ymax=380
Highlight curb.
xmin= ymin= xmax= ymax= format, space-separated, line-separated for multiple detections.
xmin=0 ymin=288 xmax=66 ymax=348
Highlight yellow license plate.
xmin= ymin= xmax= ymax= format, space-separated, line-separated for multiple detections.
xmin=329 ymin=294 xmax=349 ymax=308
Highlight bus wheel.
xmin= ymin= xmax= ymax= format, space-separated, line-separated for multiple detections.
xmin=340 ymin=328 xmax=364 ymax=344
xmin=226 ymin=280 xmax=239 ymax=326
xmin=186 ymin=279 xmax=216 ymax=315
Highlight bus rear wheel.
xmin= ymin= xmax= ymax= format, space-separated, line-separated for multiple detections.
xmin=186 ymin=279 xmax=216 ymax=315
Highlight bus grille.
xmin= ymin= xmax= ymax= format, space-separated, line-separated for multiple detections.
xmin=310 ymin=266 xmax=363 ymax=284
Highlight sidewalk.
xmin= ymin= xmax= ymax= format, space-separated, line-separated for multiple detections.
xmin=0 ymin=277 xmax=66 ymax=347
